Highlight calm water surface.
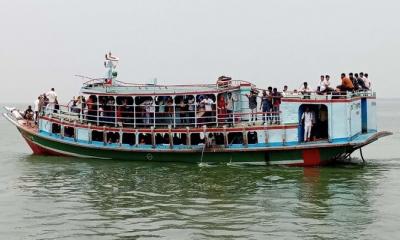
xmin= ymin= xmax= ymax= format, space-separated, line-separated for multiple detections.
xmin=0 ymin=100 xmax=399 ymax=240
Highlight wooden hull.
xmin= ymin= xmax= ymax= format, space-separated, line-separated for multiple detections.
xmin=17 ymin=124 xmax=384 ymax=167
xmin=4 ymin=112 xmax=391 ymax=167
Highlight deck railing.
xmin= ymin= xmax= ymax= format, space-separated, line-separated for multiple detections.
xmin=42 ymin=103 xmax=281 ymax=129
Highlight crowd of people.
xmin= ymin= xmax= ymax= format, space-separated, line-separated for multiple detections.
xmin=297 ymin=72 xmax=371 ymax=95
xmin=23 ymin=73 xmax=372 ymax=130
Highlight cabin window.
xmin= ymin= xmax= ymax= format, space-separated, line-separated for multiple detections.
xmin=86 ymin=95 xmax=98 ymax=124
xmin=92 ymin=130 xmax=103 ymax=142
xmin=135 ymin=97 xmax=154 ymax=127
xmin=213 ymin=133 xmax=225 ymax=145
xmin=190 ymin=133 xmax=205 ymax=145
xmin=138 ymin=133 xmax=152 ymax=145
xmin=155 ymin=133 xmax=164 ymax=144
xmin=299 ymin=104 xmax=329 ymax=142
xmin=106 ymin=132 xmax=120 ymax=144
xmin=173 ymin=133 xmax=187 ymax=145
xmin=122 ymin=133 xmax=135 ymax=145
xmin=64 ymin=126 xmax=75 ymax=138
xmin=248 ymin=131 xmax=258 ymax=144
xmin=98 ymin=96 xmax=116 ymax=126
xmin=228 ymin=132 xmax=243 ymax=144
xmin=52 ymin=123 xmax=61 ymax=134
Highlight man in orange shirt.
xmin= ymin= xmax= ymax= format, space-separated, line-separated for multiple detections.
xmin=337 ymin=73 xmax=354 ymax=92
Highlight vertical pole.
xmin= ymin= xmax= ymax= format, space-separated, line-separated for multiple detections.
xmin=186 ymin=127 xmax=191 ymax=146
xmin=223 ymin=126 xmax=228 ymax=147
xmin=151 ymin=126 xmax=155 ymax=148
xmin=194 ymin=95 xmax=197 ymax=128
xmin=243 ymin=127 xmax=248 ymax=147
xmin=60 ymin=121 xmax=64 ymax=139
xmin=168 ymin=126 xmax=173 ymax=149
xmin=96 ymin=96 xmax=99 ymax=126
xmin=173 ymin=97 xmax=176 ymax=128
xmin=153 ymin=97 xmax=156 ymax=128
xmin=215 ymin=94 xmax=218 ymax=127
xmin=103 ymin=126 xmax=107 ymax=145
xmin=114 ymin=97 xmax=117 ymax=127
xmin=73 ymin=121 xmax=77 ymax=142
xmin=88 ymin=123 xmax=92 ymax=143
xmin=135 ymin=129 xmax=139 ymax=147
xmin=119 ymin=128 xmax=123 ymax=146
xmin=133 ymin=102 xmax=136 ymax=128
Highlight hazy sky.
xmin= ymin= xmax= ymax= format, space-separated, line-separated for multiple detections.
xmin=1 ymin=0 xmax=399 ymax=103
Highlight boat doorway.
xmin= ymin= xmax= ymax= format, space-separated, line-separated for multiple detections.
xmin=298 ymin=104 xmax=329 ymax=142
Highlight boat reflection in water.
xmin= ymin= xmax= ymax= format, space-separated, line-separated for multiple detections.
xmin=13 ymin=155 xmax=382 ymax=239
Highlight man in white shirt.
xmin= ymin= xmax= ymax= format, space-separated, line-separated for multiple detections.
xmin=226 ymin=92 xmax=237 ymax=124
xmin=299 ymin=82 xmax=313 ymax=95
xmin=142 ymin=99 xmax=154 ymax=125
xmin=45 ymin=88 xmax=57 ymax=112
xmin=318 ymin=75 xmax=326 ymax=93
xmin=301 ymin=107 xmax=315 ymax=142
xmin=363 ymin=73 xmax=371 ymax=89
xmin=34 ymin=96 xmax=40 ymax=124
xmin=201 ymin=95 xmax=214 ymax=124
xmin=281 ymin=85 xmax=288 ymax=97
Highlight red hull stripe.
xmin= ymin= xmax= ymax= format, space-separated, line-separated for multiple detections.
xmin=301 ymin=149 xmax=321 ymax=166
xmin=23 ymin=136 xmax=65 ymax=156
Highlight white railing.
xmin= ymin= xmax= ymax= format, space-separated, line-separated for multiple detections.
xmin=42 ymin=103 xmax=281 ymax=128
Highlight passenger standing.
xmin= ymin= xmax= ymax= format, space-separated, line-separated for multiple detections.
xmin=226 ymin=92 xmax=236 ymax=124
xmin=188 ymin=96 xmax=195 ymax=124
xmin=157 ymin=97 xmax=166 ymax=124
xmin=260 ymin=90 xmax=270 ymax=124
xmin=245 ymin=91 xmax=258 ymax=123
xmin=217 ymin=94 xmax=227 ymax=123
xmin=45 ymin=88 xmax=57 ymax=113
xmin=201 ymin=95 xmax=214 ymax=125
xmin=282 ymin=85 xmax=288 ymax=97
xmin=301 ymin=107 xmax=315 ymax=142
xmin=363 ymin=73 xmax=371 ymax=89
xmin=34 ymin=96 xmax=40 ymax=124
xmin=272 ymin=88 xmax=282 ymax=124
xmin=166 ymin=98 xmax=174 ymax=125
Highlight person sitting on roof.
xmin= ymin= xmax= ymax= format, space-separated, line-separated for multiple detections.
xmin=319 ymin=75 xmax=334 ymax=94
xmin=299 ymin=82 xmax=312 ymax=95
xmin=336 ymin=73 xmax=354 ymax=92
xmin=355 ymin=73 xmax=368 ymax=90
xmin=363 ymin=73 xmax=371 ymax=89
xmin=349 ymin=73 xmax=359 ymax=91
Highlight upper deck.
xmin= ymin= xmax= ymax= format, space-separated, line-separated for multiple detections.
xmin=80 ymin=78 xmax=252 ymax=96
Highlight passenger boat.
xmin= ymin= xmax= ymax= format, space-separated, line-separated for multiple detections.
xmin=3 ymin=56 xmax=392 ymax=166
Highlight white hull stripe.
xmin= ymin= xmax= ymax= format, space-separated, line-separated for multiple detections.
xmin=269 ymin=159 xmax=304 ymax=165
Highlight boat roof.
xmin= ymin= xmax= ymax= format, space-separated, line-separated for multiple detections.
xmin=80 ymin=79 xmax=252 ymax=96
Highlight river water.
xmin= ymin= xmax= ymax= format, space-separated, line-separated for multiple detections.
xmin=0 ymin=100 xmax=399 ymax=240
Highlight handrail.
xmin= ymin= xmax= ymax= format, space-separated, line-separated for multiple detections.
xmin=42 ymin=104 xmax=282 ymax=130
